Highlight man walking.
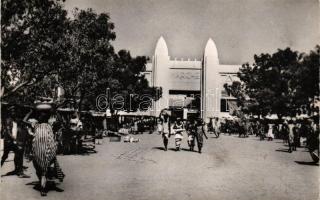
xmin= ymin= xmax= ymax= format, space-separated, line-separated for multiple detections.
xmin=1 ymin=106 xmax=30 ymax=178
xmin=195 ymin=118 xmax=208 ymax=154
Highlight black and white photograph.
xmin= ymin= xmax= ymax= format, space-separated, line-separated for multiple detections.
xmin=1 ymin=0 xmax=319 ymax=199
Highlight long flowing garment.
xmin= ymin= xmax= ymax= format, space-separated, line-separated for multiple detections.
xmin=214 ymin=122 xmax=220 ymax=137
xmin=267 ymin=124 xmax=274 ymax=140
xmin=32 ymin=123 xmax=61 ymax=180
xmin=162 ymin=122 xmax=170 ymax=150
xmin=195 ymin=125 xmax=205 ymax=151
xmin=187 ymin=124 xmax=195 ymax=151
xmin=174 ymin=124 xmax=184 ymax=150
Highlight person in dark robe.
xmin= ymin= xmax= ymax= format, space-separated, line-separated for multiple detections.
xmin=194 ymin=118 xmax=208 ymax=154
xmin=1 ymin=106 xmax=30 ymax=178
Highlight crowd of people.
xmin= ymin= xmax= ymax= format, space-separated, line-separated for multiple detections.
xmin=156 ymin=113 xmax=209 ymax=153
xmin=154 ymin=113 xmax=319 ymax=158
xmin=1 ymin=104 xmax=319 ymax=196
xmin=218 ymin=117 xmax=319 ymax=157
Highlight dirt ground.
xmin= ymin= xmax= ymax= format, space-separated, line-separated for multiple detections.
xmin=1 ymin=133 xmax=319 ymax=200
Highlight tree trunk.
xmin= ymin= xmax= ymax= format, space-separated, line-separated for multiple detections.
xmin=78 ymin=90 xmax=86 ymax=115
xmin=277 ymin=114 xmax=283 ymax=123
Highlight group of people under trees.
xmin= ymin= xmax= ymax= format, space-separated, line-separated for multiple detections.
xmin=276 ymin=119 xmax=319 ymax=154
xmin=220 ymin=117 xmax=319 ymax=159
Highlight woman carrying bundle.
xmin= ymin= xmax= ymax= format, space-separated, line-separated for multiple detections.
xmin=24 ymin=105 xmax=65 ymax=196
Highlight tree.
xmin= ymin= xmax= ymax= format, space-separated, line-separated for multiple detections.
xmin=108 ymin=50 xmax=160 ymax=113
xmin=1 ymin=0 xmax=68 ymax=104
xmin=224 ymin=47 xmax=316 ymax=119
xmin=56 ymin=8 xmax=116 ymax=110
xmin=58 ymin=9 xmax=160 ymax=113
xmin=293 ymin=46 xmax=320 ymax=114
xmin=2 ymin=2 xmax=161 ymax=114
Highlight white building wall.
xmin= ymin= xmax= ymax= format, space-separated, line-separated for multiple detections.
xmin=144 ymin=36 xmax=240 ymax=119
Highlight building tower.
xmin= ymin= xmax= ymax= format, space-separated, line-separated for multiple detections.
xmin=202 ymin=38 xmax=220 ymax=121
xmin=152 ymin=36 xmax=170 ymax=116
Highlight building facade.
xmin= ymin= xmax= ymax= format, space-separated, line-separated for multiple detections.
xmin=144 ymin=36 xmax=240 ymax=121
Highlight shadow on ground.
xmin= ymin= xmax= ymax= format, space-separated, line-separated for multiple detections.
xmin=295 ymin=161 xmax=319 ymax=166
xmin=152 ymin=147 xmax=165 ymax=151
xmin=275 ymin=148 xmax=291 ymax=153
xmin=26 ymin=180 xmax=64 ymax=194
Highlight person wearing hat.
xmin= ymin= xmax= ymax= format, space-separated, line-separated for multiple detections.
xmin=24 ymin=105 xmax=64 ymax=196
xmin=194 ymin=118 xmax=208 ymax=154
xmin=1 ymin=106 xmax=30 ymax=178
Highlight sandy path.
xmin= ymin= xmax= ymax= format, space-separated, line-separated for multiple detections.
xmin=1 ymin=134 xmax=319 ymax=200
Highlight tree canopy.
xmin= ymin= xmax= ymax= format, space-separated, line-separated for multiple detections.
xmin=1 ymin=0 xmax=160 ymax=112
xmin=224 ymin=46 xmax=319 ymax=119
xmin=1 ymin=0 xmax=68 ymax=103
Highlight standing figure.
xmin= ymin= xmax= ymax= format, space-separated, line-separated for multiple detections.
xmin=207 ymin=119 xmax=214 ymax=134
xmin=294 ymin=122 xmax=301 ymax=148
xmin=267 ymin=124 xmax=275 ymax=141
xmin=238 ymin=121 xmax=246 ymax=138
xmin=186 ymin=120 xmax=196 ymax=151
xmin=194 ymin=118 xmax=208 ymax=154
xmin=138 ymin=120 xmax=144 ymax=134
xmin=308 ymin=119 xmax=319 ymax=162
xmin=248 ymin=121 xmax=254 ymax=135
xmin=254 ymin=121 xmax=260 ymax=137
xmin=173 ymin=118 xmax=184 ymax=151
xmin=281 ymin=121 xmax=289 ymax=144
xmin=259 ymin=121 xmax=266 ymax=140
xmin=157 ymin=118 xmax=164 ymax=135
xmin=162 ymin=115 xmax=171 ymax=151
xmin=273 ymin=123 xmax=280 ymax=139
xmin=133 ymin=120 xmax=138 ymax=135
xmin=69 ymin=113 xmax=83 ymax=153
xmin=24 ymin=108 xmax=65 ymax=196
xmin=288 ymin=121 xmax=296 ymax=152
xmin=214 ymin=118 xmax=221 ymax=138
xmin=1 ymin=106 xmax=30 ymax=178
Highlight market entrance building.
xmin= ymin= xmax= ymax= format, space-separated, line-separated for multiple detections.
xmin=143 ymin=36 xmax=241 ymax=121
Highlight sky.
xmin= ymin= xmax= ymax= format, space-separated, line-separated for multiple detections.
xmin=64 ymin=0 xmax=319 ymax=64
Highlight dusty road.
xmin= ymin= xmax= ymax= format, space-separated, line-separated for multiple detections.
xmin=1 ymin=134 xmax=319 ymax=200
